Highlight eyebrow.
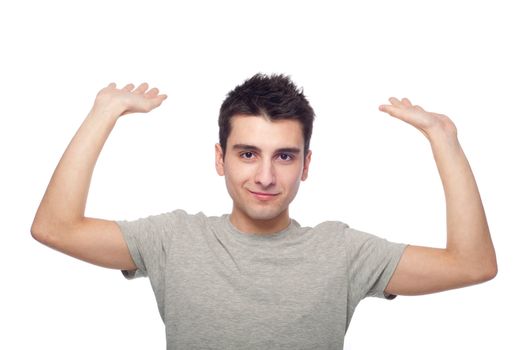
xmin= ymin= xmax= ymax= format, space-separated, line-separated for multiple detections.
xmin=232 ymin=144 xmax=301 ymax=154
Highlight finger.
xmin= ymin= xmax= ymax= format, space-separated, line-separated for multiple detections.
xmin=122 ymin=83 xmax=134 ymax=92
xmin=145 ymin=87 xmax=160 ymax=98
xmin=379 ymin=104 xmax=391 ymax=113
xmin=123 ymin=94 xmax=167 ymax=115
xmin=133 ymin=82 xmax=149 ymax=94
xmin=149 ymin=95 xmax=168 ymax=108
xmin=401 ymin=97 xmax=412 ymax=107
xmin=107 ymin=82 xmax=116 ymax=88
xmin=379 ymin=104 xmax=403 ymax=118
xmin=388 ymin=97 xmax=404 ymax=107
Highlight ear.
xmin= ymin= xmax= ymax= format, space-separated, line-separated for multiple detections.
xmin=215 ymin=143 xmax=225 ymax=176
xmin=301 ymin=150 xmax=312 ymax=181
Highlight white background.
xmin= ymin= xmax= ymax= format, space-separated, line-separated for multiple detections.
xmin=1 ymin=0 xmax=525 ymax=348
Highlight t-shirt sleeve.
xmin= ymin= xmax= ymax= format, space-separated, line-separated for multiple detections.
xmin=344 ymin=226 xmax=408 ymax=300
xmin=116 ymin=210 xmax=184 ymax=280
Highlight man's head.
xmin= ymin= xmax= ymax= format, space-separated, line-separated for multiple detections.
xmin=218 ymin=73 xmax=315 ymax=158
xmin=215 ymin=74 xmax=316 ymax=233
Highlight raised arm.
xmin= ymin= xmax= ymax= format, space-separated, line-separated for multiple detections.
xmin=379 ymin=98 xmax=497 ymax=296
xmin=31 ymin=83 xmax=167 ymax=270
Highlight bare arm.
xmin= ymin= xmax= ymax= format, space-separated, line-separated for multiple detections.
xmin=379 ymin=98 xmax=497 ymax=295
xmin=31 ymin=82 xmax=167 ymax=270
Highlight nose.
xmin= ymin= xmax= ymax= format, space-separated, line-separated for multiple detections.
xmin=255 ymin=159 xmax=276 ymax=188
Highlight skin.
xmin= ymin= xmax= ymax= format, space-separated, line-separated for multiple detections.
xmin=214 ymin=116 xmax=311 ymax=234
xmin=379 ymin=98 xmax=497 ymax=295
xmin=31 ymin=83 xmax=166 ymax=270
xmin=32 ymin=83 xmax=497 ymax=297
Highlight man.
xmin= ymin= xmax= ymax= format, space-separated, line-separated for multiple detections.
xmin=31 ymin=74 xmax=497 ymax=349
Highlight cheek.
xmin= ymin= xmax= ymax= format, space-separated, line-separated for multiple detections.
xmin=279 ymin=166 xmax=304 ymax=189
xmin=224 ymin=163 xmax=252 ymax=186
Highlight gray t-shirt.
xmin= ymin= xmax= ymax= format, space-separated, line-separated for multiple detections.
xmin=117 ymin=210 xmax=407 ymax=350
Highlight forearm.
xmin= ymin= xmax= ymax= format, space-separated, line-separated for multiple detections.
xmin=428 ymin=129 xmax=497 ymax=277
xmin=32 ymin=107 xmax=119 ymax=233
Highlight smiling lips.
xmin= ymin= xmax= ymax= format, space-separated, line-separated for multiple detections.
xmin=248 ymin=190 xmax=280 ymax=201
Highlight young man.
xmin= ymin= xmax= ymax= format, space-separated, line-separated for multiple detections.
xmin=31 ymin=74 xmax=497 ymax=349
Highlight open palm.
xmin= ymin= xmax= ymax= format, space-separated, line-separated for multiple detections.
xmin=379 ymin=97 xmax=457 ymax=139
xmin=94 ymin=82 xmax=167 ymax=117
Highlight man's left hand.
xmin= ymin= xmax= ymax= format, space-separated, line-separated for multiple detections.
xmin=379 ymin=97 xmax=457 ymax=140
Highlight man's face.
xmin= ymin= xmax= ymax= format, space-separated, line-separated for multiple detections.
xmin=215 ymin=115 xmax=311 ymax=232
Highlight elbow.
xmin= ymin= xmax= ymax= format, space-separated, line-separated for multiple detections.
xmin=482 ymin=263 xmax=498 ymax=282
xmin=31 ymin=209 xmax=47 ymax=242
xmin=471 ymin=260 xmax=498 ymax=284
xmin=31 ymin=207 xmax=65 ymax=244
xmin=31 ymin=216 xmax=59 ymax=245
xmin=481 ymin=249 xmax=499 ymax=282
xmin=31 ymin=219 xmax=49 ymax=244
xmin=450 ymin=246 xmax=498 ymax=285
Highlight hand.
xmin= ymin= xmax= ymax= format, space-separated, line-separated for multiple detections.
xmin=379 ymin=97 xmax=457 ymax=140
xmin=93 ymin=82 xmax=167 ymax=118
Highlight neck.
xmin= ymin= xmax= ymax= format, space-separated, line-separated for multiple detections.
xmin=229 ymin=207 xmax=291 ymax=234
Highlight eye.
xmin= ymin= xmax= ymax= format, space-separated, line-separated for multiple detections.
xmin=277 ymin=153 xmax=293 ymax=161
xmin=240 ymin=151 xmax=255 ymax=159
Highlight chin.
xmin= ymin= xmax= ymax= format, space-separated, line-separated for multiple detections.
xmin=243 ymin=206 xmax=286 ymax=222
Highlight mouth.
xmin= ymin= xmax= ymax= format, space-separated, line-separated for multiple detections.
xmin=248 ymin=190 xmax=280 ymax=201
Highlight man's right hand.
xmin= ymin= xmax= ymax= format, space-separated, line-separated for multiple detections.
xmin=92 ymin=82 xmax=168 ymax=119
xmin=31 ymin=81 xmax=167 ymax=272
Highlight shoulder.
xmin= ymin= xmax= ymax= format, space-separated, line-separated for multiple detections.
xmin=311 ymin=220 xmax=349 ymax=233
xmin=160 ymin=210 xmax=230 ymax=236
xmin=310 ymin=220 xmax=392 ymax=248
xmin=311 ymin=220 xmax=370 ymax=240
xmin=159 ymin=209 xmax=222 ymax=230
xmin=306 ymin=220 xmax=351 ymax=245
xmin=118 ymin=209 xmax=215 ymax=232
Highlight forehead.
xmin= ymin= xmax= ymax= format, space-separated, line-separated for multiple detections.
xmin=227 ymin=115 xmax=304 ymax=151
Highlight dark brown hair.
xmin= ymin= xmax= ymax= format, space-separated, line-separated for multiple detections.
xmin=218 ymin=73 xmax=315 ymax=156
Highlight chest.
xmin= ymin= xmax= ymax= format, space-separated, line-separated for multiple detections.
xmin=163 ymin=240 xmax=349 ymax=347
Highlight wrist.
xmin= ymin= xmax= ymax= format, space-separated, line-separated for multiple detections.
xmin=423 ymin=116 xmax=458 ymax=144
xmin=88 ymin=104 xmax=123 ymax=124
xmin=427 ymin=127 xmax=462 ymax=155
